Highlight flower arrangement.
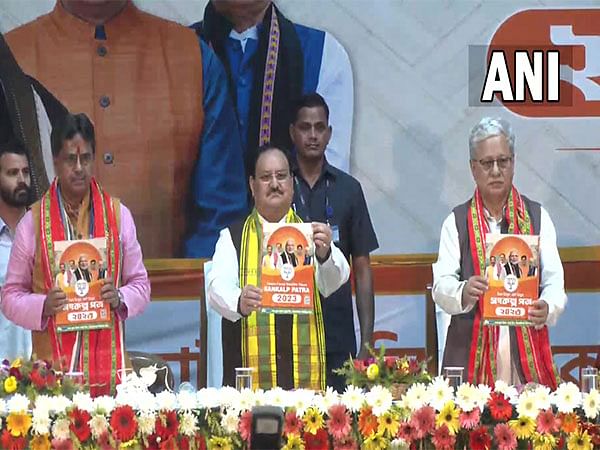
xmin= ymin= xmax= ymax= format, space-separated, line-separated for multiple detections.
xmin=0 ymin=358 xmax=81 ymax=401
xmin=334 ymin=346 xmax=431 ymax=394
xmin=0 ymin=369 xmax=598 ymax=450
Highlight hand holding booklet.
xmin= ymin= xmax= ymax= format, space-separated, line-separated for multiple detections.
xmin=482 ymin=233 xmax=540 ymax=326
xmin=53 ymin=237 xmax=112 ymax=332
xmin=260 ymin=223 xmax=315 ymax=314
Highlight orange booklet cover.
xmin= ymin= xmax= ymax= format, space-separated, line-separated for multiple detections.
xmin=260 ymin=223 xmax=315 ymax=314
xmin=53 ymin=238 xmax=111 ymax=332
xmin=482 ymin=234 xmax=540 ymax=326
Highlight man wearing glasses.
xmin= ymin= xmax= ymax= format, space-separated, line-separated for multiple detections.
xmin=432 ymin=117 xmax=566 ymax=387
xmin=207 ymin=144 xmax=349 ymax=390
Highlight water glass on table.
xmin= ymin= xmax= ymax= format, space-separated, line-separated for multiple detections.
xmin=581 ymin=366 xmax=598 ymax=393
xmin=443 ymin=366 xmax=463 ymax=389
xmin=235 ymin=367 xmax=254 ymax=391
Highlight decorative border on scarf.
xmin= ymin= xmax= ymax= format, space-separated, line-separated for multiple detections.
xmin=258 ymin=6 xmax=280 ymax=146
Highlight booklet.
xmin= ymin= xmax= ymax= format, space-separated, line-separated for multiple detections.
xmin=260 ymin=223 xmax=315 ymax=314
xmin=482 ymin=233 xmax=540 ymax=326
xmin=53 ymin=237 xmax=111 ymax=332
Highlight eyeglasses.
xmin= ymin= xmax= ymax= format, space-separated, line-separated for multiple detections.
xmin=474 ymin=156 xmax=513 ymax=171
xmin=62 ymin=153 xmax=93 ymax=168
xmin=257 ymin=171 xmax=291 ymax=183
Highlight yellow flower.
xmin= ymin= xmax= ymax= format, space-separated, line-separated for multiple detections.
xmin=30 ymin=435 xmax=51 ymax=450
xmin=363 ymin=432 xmax=389 ymax=450
xmin=3 ymin=376 xmax=17 ymax=394
xmin=6 ymin=412 xmax=31 ymax=437
xmin=119 ymin=439 xmax=139 ymax=449
xmin=303 ymin=407 xmax=324 ymax=435
xmin=10 ymin=358 xmax=22 ymax=369
xmin=510 ymin=416 xmax=536 ymax=439
xmin=282 ymin=433 xmax=305 ymax=450
xmin=377 ymin=411 xmax=399 ymax=437
xmin=532 ymin=432 xmax=557 ymax=450
xmin=436 ymin=401 xmax=460 ymax=435
xmin=567 ymin=430 xmax=593 ymax=450
xmin=208 ymin=436 xmax=233 ymax=450
xmin=366 ymin=363 xmax=379 ymax=380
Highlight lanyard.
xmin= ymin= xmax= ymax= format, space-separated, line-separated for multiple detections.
xmin=293 ymin=176 xmax=333 ymax=224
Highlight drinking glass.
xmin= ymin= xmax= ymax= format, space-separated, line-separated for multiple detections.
xmin=443 ymin=366 xmax=464 ymax=389
xmin=235 ymin=367 xmax=254 ymax=391
xmin=581 ymin=366 xmax=598 ymax=393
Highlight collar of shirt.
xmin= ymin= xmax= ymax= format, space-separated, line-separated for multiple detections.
xmin=292 ymin=157 xmax=336 ymax=186
xmin=51 ymin=1 xmax=142 ymax=41
xmin=0 ymin=216 xmax=12 ymax=241
xmin=229 ymin=26 xmax=259 ymax=53
xmin=256 ymin=211 xmax=288 ymax=224
xmin=482 ymin=206 xmax=505 ymax=232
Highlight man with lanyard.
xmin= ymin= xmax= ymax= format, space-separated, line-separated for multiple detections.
xmin=194 ymin=0 xmax=353 ymax=174
xmin=289 ymin=93 xmax=378 ymax=392
xmin=2 ymin=113 xmax=150 ymax=396
xmin=0 ymin=141 xmax=33 ymax=361
xmin=432 ymin=117 xmax=566 ymax=387
xmin=207 ymin=144 xmax=349 ymax=390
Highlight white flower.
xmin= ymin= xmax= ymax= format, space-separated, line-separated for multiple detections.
xmin=34 ymin=395 xmax=54 ymax=416
xmin=7 ymin=393 xmax=29 ymax=413
xmin=426 ymin=377 xmax=454 ymax=411
xmin=88 ymin=414 xmax=109 ymax=439
xmin=72 ymin=392 xmax=94 ymax=412
xmin=31 ymin=411 xmax=51 ymax=435
xmin=197 ymin=388 xmax=221 ymax=409
xmin=365 ymin=385 xmax=393 ymax=417
xmin=219 ymin=387 xmax=241 ymax=410
xmin=474 ymin=384 xmax=491 ymax=410
xmin=403 ymin=383 xmax=428 ymax=411
xmin=179 ymin=412 xmax=198 ymax=437
xmin=455 ymin=383 xmax=478 ymax=413
xmin=290 ymin=389 xmax=316 ymax=417
xmin=313 ymin=387 xmax=340 ymax=413
xmin=341 ymin=385 xmax=365 ymax=412
xmin=390 ymin=438 xmax=411 ymax=450
xmin=0 ymin=398 xmax=6 ymax=415
xmin=221 ymin=410 xmax=239 ymax=434
xmin=155 ymin=391 xmax=177 ymax=411
xmin=93 ymin=396 xmax=116 ymax=415
xmin=264 ymin=388 xmax=287 ymax=409
xmin=553 ymin=382 xmax=582 ymax=413
xmin=531 ymin=385 xmax=552 ymax=411
xmin=52 ymin=395 xmax=72 ymax=414
xmin=582 ymin=389 xmax=600 ymax=419
xmin=234 ymin=388 xmax=258 ymax=412
xmin=52 ymin=417 xmax=71 ymax=440
xmin=177 ymin=390 xmax=198 ymax=411
xmin=137 ymin=411 xmax=155 ymax=436
xmin=516 ymin=391 xmax=540 ymax=418
xmin=494 ymin=381 xmax=519 ymax=404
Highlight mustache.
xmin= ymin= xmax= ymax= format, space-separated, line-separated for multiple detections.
xmin=268 ymin=187 xmax=284 ymax=195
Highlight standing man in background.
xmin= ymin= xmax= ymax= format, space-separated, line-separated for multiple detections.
xmin=0 ymin=141 xmax=33 ymax=361
xmin=290 ymin=93 xmax=378 ymax=392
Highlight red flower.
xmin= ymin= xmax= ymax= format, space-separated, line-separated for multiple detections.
xmin=408 ymin=358 xmax=421 ymax=374
xmin=459 ymin=407 xmax=481 ymax=430
xmin=493 ymin=423 xmax=517 ymax=450
xmin=96 ymin=433 xmax=114 ymax=450
xmin=69 ymin=408 xmax=92 ymax=443
xmin=384 ymin=356 xmax=396 ymax=369
xmin=332 ymin=436 xmax=358 ymax=450
xmin=159 ymin=437 xmax=178 ymax=450
xmin=45 ymin=371 xmax=57 ymax=388
xmin=51 ymin=439 xmax=74 ymax=450
xmin=469 ymin=426 xmax=492 ymax=450
xmin=326 ymin=404 xmax=351 ymax=440
xmin=155 ymin=410 xmax=179 ymax=440
xmin=488 ymin=392 xmax=513 ymax=422
xmin=304 ymin=428 xmax=329 ymax=450
xmin=110 ymin=405 xmax=138 ymax=442
xmin=536 ymin=409 xmax=559 ymax=434
xmin=8 ymin=367 xmax=21 ymax=381
xmin=1 ymin=430 xmax=27 ymax=450
xmin=145 ymin=434 xmax=160 ymax=450
xmin=239 ymin=410 xmax=252 ymax=443
xmin=397 ymin=421 xmax=417 ymax=443
xmin=283 ymin=410 xmax=303 ymax=436
xmin=581 ymin=422 xmax=600 ymax=446
xmin=30 ymin=368 xmax=47 ymax=389
xmin=409 ymin=406 xmax=436 ymax=439
xmin=432 ymin=425 xmax=456 ymax=450
xmin=195 ymin=434 xmax=207 ymax=450
xmin=353 ymin=360 xmax=366 ymax=371
xmin=178 ymin=436 xmax=190 ymax=450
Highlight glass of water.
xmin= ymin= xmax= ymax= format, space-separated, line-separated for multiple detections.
xmin=581 ymin=366 xmax=598 ymax=393
xmin=235 ymin=367 xmax=254 ymax=391
xmin=443 ymin=366 xmax=464 ymax=389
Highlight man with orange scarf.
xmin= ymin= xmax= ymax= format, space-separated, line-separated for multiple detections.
xmin=1 ymin=113 xmax=150 ymax=396
xmin=432 ymin=117 xmax=566 ymax=388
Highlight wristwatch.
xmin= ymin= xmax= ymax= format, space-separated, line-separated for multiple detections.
xmin=115 ymin=289 xmax=124 ymax=309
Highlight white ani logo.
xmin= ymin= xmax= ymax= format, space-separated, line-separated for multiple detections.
xmin=280 ymin=263 xmax=295 ymax=282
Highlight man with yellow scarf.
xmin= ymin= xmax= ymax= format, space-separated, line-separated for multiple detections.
xmin=2 ymin=113 xmax=150 ymax=397
xmin=207 ymin=144 xmax=349 ymax=390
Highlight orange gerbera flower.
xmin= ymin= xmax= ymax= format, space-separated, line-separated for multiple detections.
xmin=560 ymin=413 xmax=579 ymax=434
xmin=358 ymin=406 xmax=378 ymax=437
